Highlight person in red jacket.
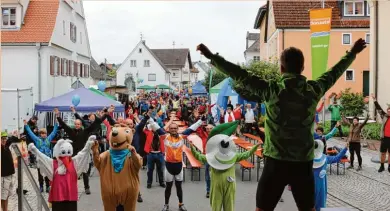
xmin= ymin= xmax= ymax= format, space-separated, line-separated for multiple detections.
xmin=144 ymin=128 xmax=165 ymax=189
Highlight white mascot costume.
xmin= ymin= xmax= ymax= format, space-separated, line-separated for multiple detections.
xmin=28 ymin=135 xmax=96 ymax=211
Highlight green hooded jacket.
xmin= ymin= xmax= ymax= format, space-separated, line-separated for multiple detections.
xmin=210 ymin=52 xmax=356 ymax=161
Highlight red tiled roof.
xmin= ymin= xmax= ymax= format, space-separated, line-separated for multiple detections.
xmin=270 ymin=0 xmax=369 ymax=28
xmin=1 ymin=0 xmax=59 ymax=43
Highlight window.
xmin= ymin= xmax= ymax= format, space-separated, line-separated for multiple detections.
xmin=344 ymin=1 xmax=364 ymax=16
xmin=2 ymin=7 xmax=16 ymax=28
xmin=342 ymin=33 xmax=351 ymax=45
xmin=54 ymin=57 xmax=59 ymax=76
xmin=69 ymin=60 xmax=74 ymax=76
xmin=130 ymin=60 xmax=137 ymax=67
xmin=70 ymin=22 xmax=77 ymax=43
xmin=63 ymin=21 xmax=66 ymax=35
xmin=253 ymin=56 xmax=260 ymax=61
xmin=367 ymin=3 xmax=370 ymax=16
xmin=139 ymin=48 xmax=142 ymax=53
xmin=365 ymin=33 xmax=370 ymax=44
xmin=144 ymin=60 xmax=150 ymax=67
xmin=345 ymin=70 xmax=354 ymax=81
xmin=80 ymin=32 xmax=82 ymax=44
xmin=148 ymin=74 xmax=156 ymax=81
xmin=62 ymin=58 xmax=68 ymax=76
xmin=79 ymin=63 xmax=83 ymax=77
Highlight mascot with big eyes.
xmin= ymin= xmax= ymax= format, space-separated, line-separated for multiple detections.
xmin=92 ymin=124 xmax=142 ymax=211
xmin=28 ymin=136 xmax=95 ymax=211
xmin=190 ymin=121 xmax=260 ymax=211
xmin=312 ymin=139 xmax=348 ymax=211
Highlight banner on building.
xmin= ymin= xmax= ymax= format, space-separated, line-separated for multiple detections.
xmin=310 ymin=8 xmax=332 ymax=80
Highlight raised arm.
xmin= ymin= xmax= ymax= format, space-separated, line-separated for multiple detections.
xmin=74 ymin=112 xmax=89 ymax=128
xmin=190 ymin=144 xmax=207 ymax=163
xmin=23 ymin=121 xmax=40 ymax=145
xmin=324 ymin=125 xmax=338 ymax=141
xmin=129 ymin=145 xmax=143 ymax=171
xmin=236 ymin=144 xmax=260 ymax=162
xmin=372 ymin=94 xmax=386 ymax=118
xmin=316 ymin=101 xmax=325 ymax=113
xmin=55 ymin=107 xmax=73 ymax=136
xmin=360 ymin=114 xmax=369 ymax=128
xmin=85 ymin=115 xmax=103 ymax=134
xmin=73 ymin=136 xmax=95 ymax=176
xmin=27 ymin=143 xmax=54 ymax=180
xmin=182 ymin=120 xmax=203 ymax=136
xmin=342 ymin=116 xmax=351 ymax=126
xmin=313 ymin=39 xmax=366 ymax=95
xmin=47 ymin=123 xmax=59 ymax=141
xmin=327 ymin=147 xmax=348 ymax=164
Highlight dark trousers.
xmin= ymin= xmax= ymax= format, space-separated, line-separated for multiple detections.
xmin=147 ymin=152 xmax=164 ymax=184
xmin=330 ymin=120 xmax=343 ymax=137
xmin=256 ymin=157 xmax=315 ymax=210
xmin=51 ymin=201 xmax=77 ymax=211
xmin=83 ymin=163 xmax=92 ymax=189
xmin=245 ymin=123 xmax=265 ymax=141
xmin=205 ymin=163 xmax=211 ymax=192
xmin=349 ymin=142 xmax=362 ymax=167
xmin=142 ymin=155 xmax=147 ymax=167
xmin=37 ymin=169 xmax=50 ymax=188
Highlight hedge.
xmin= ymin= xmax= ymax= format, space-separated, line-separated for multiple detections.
xmin=318 ymin=121 xmax=382 ymax=140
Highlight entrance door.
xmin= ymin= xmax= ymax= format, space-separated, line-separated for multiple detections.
xmin=363 ymin=71 xmax=369 ymax=97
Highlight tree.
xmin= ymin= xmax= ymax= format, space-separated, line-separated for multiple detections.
xmin=339 ymin=88 xmax=366 ymax=117
xmin=203 ymin=67 xmax=227 ymax=92
xmin=231 ymin=60 xmax=281 ymax=102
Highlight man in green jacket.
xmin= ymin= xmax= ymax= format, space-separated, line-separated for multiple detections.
xmin=328 ymin=93 xmax=344 ymax=138
xmin=197 ymin=38 xmax=366 ymax=211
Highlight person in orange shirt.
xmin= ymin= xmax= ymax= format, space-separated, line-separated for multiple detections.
xmin=149 ymin=117 xmax=203 ymax=211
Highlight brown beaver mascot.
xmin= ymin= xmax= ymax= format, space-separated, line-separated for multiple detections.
xmin=92 ymin=124 xmax=142 ymax=211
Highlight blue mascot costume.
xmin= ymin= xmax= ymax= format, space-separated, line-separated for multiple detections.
xmin=313 ymin=139 xmax=348 ymax=211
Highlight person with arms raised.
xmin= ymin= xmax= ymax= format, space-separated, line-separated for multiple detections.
xmin=197 ymin=38 xmax=366 ymax=211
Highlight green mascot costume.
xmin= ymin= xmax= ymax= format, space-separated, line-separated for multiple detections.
xmin=190 ymin=120 xmax=260 ymax=211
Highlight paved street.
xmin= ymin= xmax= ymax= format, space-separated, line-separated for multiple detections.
xmin=8 ymin=138 xmax=390 ymax=211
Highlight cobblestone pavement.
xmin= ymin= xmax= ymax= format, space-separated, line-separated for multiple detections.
xmin=9 ymin=138 xmax=390 ymax=211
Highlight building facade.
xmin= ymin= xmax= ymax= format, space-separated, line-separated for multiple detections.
xmin=1 ymin=0 xmax=92 ymax=103
xmin=254 ymin=0 xmax=370 ymax=96
xmin=244 ymin=32 xmax=260 ymax=64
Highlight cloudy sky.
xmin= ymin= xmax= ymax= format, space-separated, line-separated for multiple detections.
xmin=83 ymin=1 xmax=265 ymax=65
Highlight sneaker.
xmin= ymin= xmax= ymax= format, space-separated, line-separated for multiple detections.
xmin=46 ymin=186 xmax=50 ymax=193
xmin=347 ymin=166 xmax=354 ymax=169
xmin=85 ymin=188 xmax=91 ymax=195
xmin=279 ymin=198 xmax=284 ymax=202
xmin=206 ymin=192 xmax=210 ymax=198
xmin=356 ymin=166 xmax=362 ymax=171
xmin=137 ymin=194 xmax=143 ymax=203
xmin=160 ymin=183 xmax=166 ymax=188
xmin=388 ymin=166 xmax=390 ymax=173
xmin=179 ymin=204 xmax=187 ymax=211
xmin=147 ymin=184 xmax=152 ymax=189
xmin=40 ymin=186 xmax=44 ymax=193
xmin=142 ymin=166 xmax=147 ymax=170
xmin=378 ymin=165 xmax=385 ymax=173
xmin=162 ymin=204 xmax=169 ymax=211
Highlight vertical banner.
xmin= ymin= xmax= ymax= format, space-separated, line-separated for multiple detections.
xmin=310 ymin=8 xmax=332 ymax=80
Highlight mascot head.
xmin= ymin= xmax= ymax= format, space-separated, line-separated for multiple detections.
xmin=313 ymin=139 xmax=326 ymax=169
xmin=109 ymin=124 xmax=133 ymax=150
xmin=53 ymin=139 xmax=73 ymax=175
xmin=205 ymin=120 xmax=239 ymax=170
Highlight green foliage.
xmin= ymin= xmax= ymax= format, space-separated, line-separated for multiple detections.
xmin=107 ymin=69 xmax=116 ymax=77
xmin=339 ymin=88 xmax=366 ymax=116
xmin=203 ymin=68 xmax=227 ymax=92
xmin=257 ymin=115 xmax=266 ymax=127
xmin=318 ymin=121 xmax=382 ymax=140
xmin=231 ymin=61 xmax=281 ymax=102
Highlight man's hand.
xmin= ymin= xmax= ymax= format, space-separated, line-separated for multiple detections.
xmin=23 ymin=119 xmax=27 ymax=125
xmin=371 ymin=93 xmax=376 ymax=101
xmin=336 ymin=121 xmax=341 ymax=127
xmin=70 ymin=106 xmax=76 ymax=113
xmin=350 ymin=38 xmax=367 ymax=54
xmin=196 ymin=44 xmax=213 ymax=59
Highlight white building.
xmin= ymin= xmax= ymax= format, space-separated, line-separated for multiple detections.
xmin=244 ymin=32 xmax=260 ymax=64
xmin=1 ymin=0 xmax=92 ymax=103
xmin=193 ymin=61 xmax=211 ymax=82
xmin=151 ymin=48 xmax=195 ymax=89
xmin=116 ymin=40 xmax=170 ymax=89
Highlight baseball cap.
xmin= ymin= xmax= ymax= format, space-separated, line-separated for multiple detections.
xmin=1 ymin=132 xmax=8 ymax=137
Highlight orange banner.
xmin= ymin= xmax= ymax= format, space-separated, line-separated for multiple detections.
xmin=310 ymin=8 xmax=332 ymax=33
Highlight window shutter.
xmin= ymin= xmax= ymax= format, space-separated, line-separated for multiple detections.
xmin=87 ymin=65 xmax=90 ymax=77
xmin=73 ymin=61 xmax=78 ymax=77
xmin=61 ymin=59 xmax=64 ymax=76
xmin=80 ymin=63 xmax=83 ymax=78
xmin=50 ymin=56 xmax=54 ymax=75
xmin=67 ymin=60 xmax=70 ymax=76
xmin=56 ymin=57 xmax=60 ymax=76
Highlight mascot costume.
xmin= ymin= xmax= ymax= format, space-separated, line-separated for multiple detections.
xmin=92 ymin=124 xmax=142 ymax=211
xmin=28 ymin=136 xmax=95 ymax=211
xmin=190 ymin=121 xmax=260 ymax=211
xmin=313 ymin=139 xmax=348 ymax=211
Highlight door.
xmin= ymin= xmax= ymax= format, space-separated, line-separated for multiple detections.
xmin=363 ymin=71 xmax=369 ymax=97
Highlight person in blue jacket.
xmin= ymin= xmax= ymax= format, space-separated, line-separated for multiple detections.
xmin=314 ymin=121 xmax=340 ymax=153
xmin=313 ymin=139 xmax=348 ymax=211
xmin=23 ymin=118 xmax=58 ymax=193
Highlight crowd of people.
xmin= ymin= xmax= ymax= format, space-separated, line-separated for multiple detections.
xmin=4 ymin=38 xmax=390 ymax=211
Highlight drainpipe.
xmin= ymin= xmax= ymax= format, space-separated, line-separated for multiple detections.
xmin=35 ymin=43 xmax=42 ymax=102
xmin=374 ymin=1 xmax=379 ymax=117
xmin=282 ymin=29 xmax=285 ymax=50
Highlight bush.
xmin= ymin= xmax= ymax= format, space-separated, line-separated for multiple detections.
xmin=317 ymin=121 xmax=382 ymax=140
xmin=257 ymin=115 xmax=266 ymax=127
xmin=339 ymin=88 xmax=366 ymax=117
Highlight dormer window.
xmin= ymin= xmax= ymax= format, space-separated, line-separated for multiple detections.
xmin=2 ymin=7 xmax=16 ymax=28
xmin=344 ymin=0 xmax=364 ymax=16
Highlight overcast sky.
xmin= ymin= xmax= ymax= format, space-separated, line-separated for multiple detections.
xmin=83 ymin=1 xmax=265 ymax=65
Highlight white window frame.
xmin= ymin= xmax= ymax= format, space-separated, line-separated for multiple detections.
xmin=144 ymin=60 xmax=150 ymax=67
xmin=2 ymin=7 xmax=17 ymax=28
xmin=365 ymin=33 xmax=370 ymax=44
xmin=54 ymin=57 xmax=59 ymax=76
xmin=345 ymin=69 xmax=355 ymax=81
xmin=344 ymin=0 xmax=365 ymax=17
xmin=62 ymin=59 xmax=68 ymax=76
xmin=366 ymin=2 xmax=370 ymax=16
xmin=80 ymin=32 xmax=82 ymax=44
xmin=342 ymin=33 xmax=352 ymax=45
xmin=70 ymin=22 xmax=77 ymax=43
xmin=63 ymin=20 xmax=66 ymax=35
xmin=130 ymin=60 xmax=136 ymax=67
xmin=148 ymin=73 xmax=156 ymax=81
